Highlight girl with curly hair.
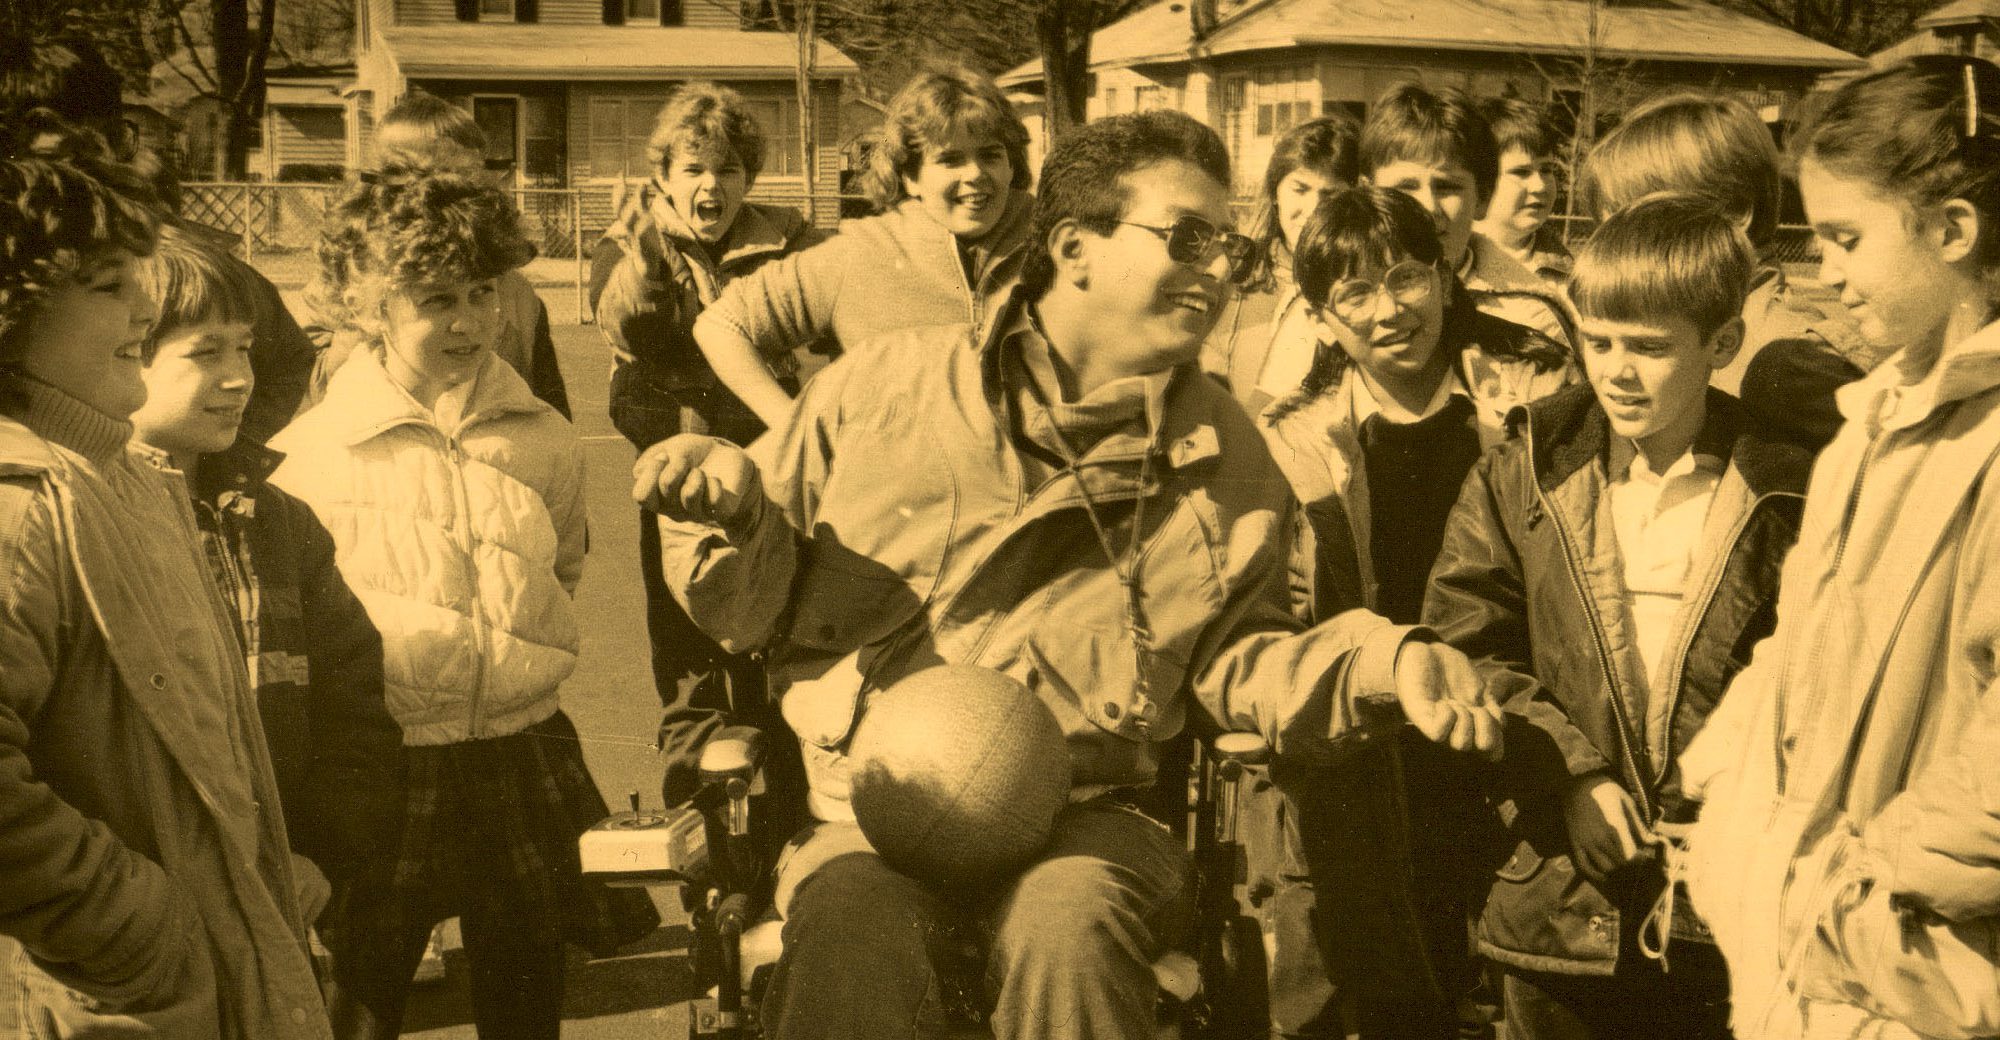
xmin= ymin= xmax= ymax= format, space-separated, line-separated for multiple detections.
xmin=0 ymin=154 xmax=336 ymax=1037
xmin=273 ymin=164 xmax=657 ymax=1040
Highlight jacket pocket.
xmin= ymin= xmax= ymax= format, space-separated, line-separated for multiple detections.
xmin=1023 ymin=627 xmax=1189 ymax=745
xmin=1478 ymin=835 xmax=1622 ymax=973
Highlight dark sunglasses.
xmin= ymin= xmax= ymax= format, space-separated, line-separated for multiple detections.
xmin=1117 ymin=215 xmax=1257 ymax=282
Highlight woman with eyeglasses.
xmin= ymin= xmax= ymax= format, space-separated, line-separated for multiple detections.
xmin=1254 ymin=184 xmax=1572 ymax=1040
xmin=691 ymin=67 xmax=1035 ymax=426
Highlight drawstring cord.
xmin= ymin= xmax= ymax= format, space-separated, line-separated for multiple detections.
xmin=1638 ymin=820 xmax=1694 ymax=973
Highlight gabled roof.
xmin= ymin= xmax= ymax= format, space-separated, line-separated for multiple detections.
xmin=1000 ymin=0 xmax=1861 ymax=84
xmin=1918 ymin=0 xmax=2000 ymax=29
xmin=381 ymin=24 xmax=858 ymax=80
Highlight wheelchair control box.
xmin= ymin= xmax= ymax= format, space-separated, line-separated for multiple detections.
xmin=580 ymin=803 xmax=710 ymax=886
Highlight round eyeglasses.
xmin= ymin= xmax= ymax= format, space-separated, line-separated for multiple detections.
xmin=1327 ymin=261 xmax=1439 ymax=322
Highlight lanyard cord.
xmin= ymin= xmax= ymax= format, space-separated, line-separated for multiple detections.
xmin=1016 ymin=323 xmax=1165 ymax=729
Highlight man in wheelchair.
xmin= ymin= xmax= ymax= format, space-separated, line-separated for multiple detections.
xmin=635 ymin=110 xmax=1503 ymax=1040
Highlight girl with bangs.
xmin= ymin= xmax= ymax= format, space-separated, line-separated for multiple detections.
xmin=0 ymin=155 xmax=333 ymax=1037
xmin=692 ymin=65 xmax=1036 ymax=425
xmin=272 ymin=164 xmax=657 ymax=1040
xmin=1201 ymin=114 xmax=1358 ymax=411
xmin=1258 ymin=184 xmax=1571 ymax=1040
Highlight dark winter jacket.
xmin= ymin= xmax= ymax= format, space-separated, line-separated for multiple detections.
xmin=1423 ymin=385 xmax=1812 ymax=975
xmin=187 ymin=439 xmax=404 ymax=882
xmin=590 ymin=189 xmax=824 ymax=449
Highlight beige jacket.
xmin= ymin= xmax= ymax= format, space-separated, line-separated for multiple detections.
xmin=1682 ymin=321 xmax=2000 ymax=1040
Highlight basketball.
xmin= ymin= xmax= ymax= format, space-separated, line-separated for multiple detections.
xmin=848 ymin=665 xmax=1073 ymax=887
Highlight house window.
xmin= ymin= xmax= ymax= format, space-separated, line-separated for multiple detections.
xmin=1133 ymin=85 xmax=1166 ymax=111
xmin=589 ymin=97 xmax=669 ymax=178
xmin=1103 ymin=87 xmax=1120 ymax=115
xmin=741 ymin=97 xmax=802 ymax=177
xmin=480 ymin=0 xmax=515 ymax=19
xmin=1251 ymin=64 xmax=1318 ymax=139
xmin=627 ymin=0 xmax=656 ymax=18
xmin=522 ymin=96 xmax=564 ymax=183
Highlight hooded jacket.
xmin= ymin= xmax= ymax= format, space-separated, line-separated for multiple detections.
xmin=1681 ymin=323 xmax=2000 ymax=1039
xmin=0 ymin=382 xmax=327 ymax=1039
xmin=269 ymin=350 xmax=586 ymax=747
xmin=590 ymin=188 xmax=823 ymax=449
xmin=1422 ymin=384 xmax=1813 ymax=975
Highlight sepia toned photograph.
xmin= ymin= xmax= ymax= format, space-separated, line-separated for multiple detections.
xmin=0 ymin=0 xmax=1995 ymax=1037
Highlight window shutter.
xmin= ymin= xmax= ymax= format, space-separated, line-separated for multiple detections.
xmin=456 ymin=0 xmax=478 ymax=20
xmin=518 ymin=0 xmax=537 ymax=20
xmin=661 ymin=0 xmax=681 ymax=25
xmin=603 ymin=0 xmax=625 ymax=25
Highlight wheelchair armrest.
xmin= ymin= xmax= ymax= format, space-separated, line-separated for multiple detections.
xmin=699 ymin=725 xmax=767 ymax=788
xmin=1208 ymin=732 xmax=1270 ymax=768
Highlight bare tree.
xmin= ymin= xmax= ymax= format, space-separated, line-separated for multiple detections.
xmin=1713 ymin=0 xmax=1933 ymax=57
xmin=154 ymin=0 xmax=280 ymax=179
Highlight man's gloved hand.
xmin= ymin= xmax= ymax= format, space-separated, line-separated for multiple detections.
xmin=633 ymin=434 xmax=761 ymax=526
xmin=1562 ymin=774 xmax=1656 ymax=886
xmin=1394 ymin=639 xmax=1504 ymax=759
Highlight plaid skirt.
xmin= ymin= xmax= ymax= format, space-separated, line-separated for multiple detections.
xmin=321 ymin=710 xmax=660 ymax=980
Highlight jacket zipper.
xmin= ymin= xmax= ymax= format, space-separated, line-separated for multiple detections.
xmin=441 ymin=428 xmax=488 ymax=736
xmin=1655 ymin=490 xmax=1803 ymax=773
xmin=1535 ymin=477 xmax=1659 ymax=823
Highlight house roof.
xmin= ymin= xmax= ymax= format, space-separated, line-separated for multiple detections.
xmin=382 ymin=25 xmax=858 ymax=80
xmin=999 ymin=0 xmax=1861 ymax=85
xmin=1918 ymin=0 xmax=2000 ymax=29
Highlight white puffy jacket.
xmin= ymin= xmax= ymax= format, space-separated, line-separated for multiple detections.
xmin=271 ymin=349 xmax=585 ymax=746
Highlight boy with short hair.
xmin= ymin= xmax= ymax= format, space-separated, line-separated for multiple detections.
xmin=1474 ymin=96 xmax=1571 ymax=291
xmin=1362 ymin=83 xmax=1579 ymax=354
xmin=588 ymin=82 xmax=824 ymax=807
xmin=306 ymin=90 xmax=571 ymax=418
xmin=129 ymin=224 xmax=404 ymax=912
xmin=1583 ymin=91 xmax=1865 ymax=446
xmin=1423 ymin=194 xmax=1815 ymax=1040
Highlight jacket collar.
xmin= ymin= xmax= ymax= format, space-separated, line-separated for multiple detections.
xmin=982 ymin=292 xmax=1223 ymax=473
xmin=319 ymin=347 xmax=549 ymax=446
xmin=1528 ymin=383 xmax=1813 ymax=500
xmin=192 ymin=437 xmax=284 ymax=502
xmin=645 ymin=187 xmax=802 ymax=267
xmin=1837 ymin=318 xmax=2000 ymax=437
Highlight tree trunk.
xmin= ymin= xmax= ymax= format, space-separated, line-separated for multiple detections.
xmin=1037 ymin=1 xmax=1090 ymax=144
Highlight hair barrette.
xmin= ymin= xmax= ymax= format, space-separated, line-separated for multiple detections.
xmin=1967 ymin=62 xmax=1982 ymax=140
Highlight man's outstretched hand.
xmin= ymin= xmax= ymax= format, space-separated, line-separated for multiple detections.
xmin=1394 ymin=640 xmax=1503 ymax=759
xmin=633 ymin=434 xmax=760 ymax=526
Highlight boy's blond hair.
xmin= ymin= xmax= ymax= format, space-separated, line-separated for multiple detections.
xmin=378 ymin=90 xmax=488 ymax=165
xmin=1569 ymin=192 xmax=1753 ymax=338
xmin=1583 ymin=92 xmax=1782 ymax=250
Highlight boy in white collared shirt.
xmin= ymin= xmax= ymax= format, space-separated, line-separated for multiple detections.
xmin=1424 ymin=193 xmax=1817 ymax=1040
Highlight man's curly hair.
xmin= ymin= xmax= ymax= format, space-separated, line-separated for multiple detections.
xmin=309 ymin=162 xmax=535 ymax=338
xmin=0 ymin=155 xmax=158 ymax=366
